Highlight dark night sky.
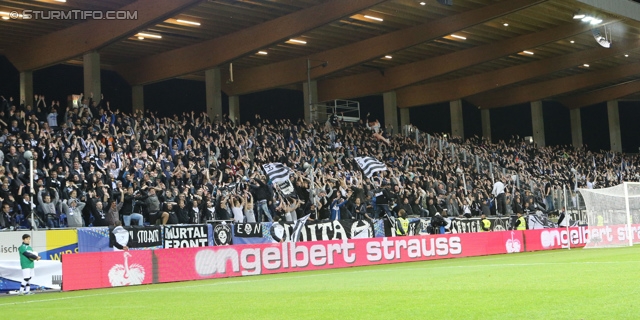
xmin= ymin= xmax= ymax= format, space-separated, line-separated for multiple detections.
xmin=1 ymin=55 xmax=639 ymax=152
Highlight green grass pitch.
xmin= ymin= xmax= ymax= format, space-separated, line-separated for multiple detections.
xmin=2 ymin=246 xmax=640 ymax=319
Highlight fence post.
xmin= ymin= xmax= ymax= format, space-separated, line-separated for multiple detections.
xmin=427 ymin=134 xmax=431 ymax=148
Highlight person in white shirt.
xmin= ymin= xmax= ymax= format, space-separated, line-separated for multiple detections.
xmin=231 ymin=196 xmax=245 ymax=223
xmin=492 ymin=177 xmax=506 ymax=215
xmin=110 ymin=220 xmax=130 ymax=251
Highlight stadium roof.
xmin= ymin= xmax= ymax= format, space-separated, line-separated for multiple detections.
xmin=1 ymin=0 xmax=640 ymax=109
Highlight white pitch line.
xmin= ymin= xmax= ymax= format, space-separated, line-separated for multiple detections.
xmin=2 ymin=257 xmax=638 ymax=307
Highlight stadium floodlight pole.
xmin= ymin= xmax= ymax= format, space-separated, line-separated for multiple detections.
xmin=623 ymin=182 xmax=633 ymax=247
xmin=30 ymin=159 xmax=35 ymax=238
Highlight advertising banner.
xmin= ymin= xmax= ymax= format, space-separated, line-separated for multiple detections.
xmin=62 ymin=250 xmax=153 ymax=291
xmin=524 ymin=224 xmax=640 ymax=251
xmin=151 ymin=231 xmax=523 ymax=285
xmin=63 ymin=230 xmax=526 ymax=291
xmin=0 ymin=231 xmax=48 ymax=260
xmin=0 ymin=260 xmax=62 ymax=292
xmin=43 ymin=230 xmax=78 ymax=260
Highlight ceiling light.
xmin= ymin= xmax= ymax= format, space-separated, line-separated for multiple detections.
xmin=136 ymin=32 xmax=162 ymax=39
xmin=573 ymin=14 xmax=585 ymax=19
xmin=590 ymin=19 xmax=603 ymax=25
xmin=582 ymin=16 xmax=593 ymax=22
xmin=54 ymin=0 xmax=67 ymax=2
xmin=420 ymin=2 xmax=426 ymax=5
xmin=137 ymin=36 xmax=144 ymax=40
xmin=451 ymin=34 xmax=466 ymax=40
xmin=384 ymin=55 xmax=392 ymax=59
xmin=570 ymin=40 xmax=575 ymax=43
xmin=625 ymin=54 xmax=629 ymax=57
xmin=583 ymin=64 xmax=590 ymax=67
xmin=176 ymin=19 xmax=200 ymax=26
xmin=288 ymin=39 xmax=307 ymax=44
xmin=257 ymin=51 xmax=268 ymax=55
xmin=364 ymin=15 xmax=383 ymax=22
xmin=523 ymin=51 xmax=534 ymax=55
xmin=503 ymin=23 xmax=509 ymax=27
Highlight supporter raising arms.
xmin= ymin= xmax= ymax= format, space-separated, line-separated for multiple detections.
xmin=0 ymin=90 xmax=636 ymax=231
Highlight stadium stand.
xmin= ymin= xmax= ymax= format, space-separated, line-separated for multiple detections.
xmin=0 ymin=92 xmax=636 ymax=230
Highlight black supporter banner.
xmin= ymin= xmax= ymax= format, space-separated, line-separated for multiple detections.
xmin=212 ymin=222 xmax=233 ymax=246
xmin=163 ymin=225 xmax=209 ymax=248
xmin=449 ymin=216 xmax=511 ymax=233
xmin=127 ymin=226 xmax=163 ymax=248
xmin=270 ymin=219 xmax=375 ymax=242
xmin=234 ymin=223 xmax=263 ymax=238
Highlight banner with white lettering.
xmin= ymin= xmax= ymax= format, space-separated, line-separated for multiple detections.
xmin=232 ymin=223 xmax=267 ymax=245
xmin=450 ymin=217 xmax=511 ymax=233
xmin=163 ymin=225 xmax=211 ymax=248
xmin=268 ymin=219 xmax=375 ymax=242
xmin=119 ymin=226 xmax=162 ymax=249
xmin=78 ymin=227 xmax=163 ymax=252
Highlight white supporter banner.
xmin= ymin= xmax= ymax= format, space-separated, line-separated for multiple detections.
xmin=355 ymin=156 xmax=387 ymax=178
xmin=262 ymin=163 xmax=291 ymax=184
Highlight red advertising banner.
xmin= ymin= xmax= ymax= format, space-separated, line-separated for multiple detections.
xmin=524 ymin=224 xmax=640 ymax=251
xmin=154 ymin=230 xmax=524 ymax=282
xmin=63 ymin=231 xmax=524 ymax=291
xmin=62 ymin=250 xmax=153 ymax=291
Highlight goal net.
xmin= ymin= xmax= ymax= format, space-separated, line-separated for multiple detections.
xmin=579 ymin=182 xmax=640 ymax=248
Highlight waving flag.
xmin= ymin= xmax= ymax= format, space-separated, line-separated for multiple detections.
xmin=292 ymin=214 xmax=311 ymax=243
xmin=262 ymin=163 xmax=291 ymax=184
xmin=355 ymin=156 xmax=388 ymax=178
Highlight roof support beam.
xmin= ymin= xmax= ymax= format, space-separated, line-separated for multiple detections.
xmin=466 ymin=62 xmax=640 ymax=109
xmin=320 ymin=18 xmax=606 ymax=103
xmin=559 ymin=80 xmax=640 ymax=109
xmin=224 ymin=0 xmax=546 ymax=96
xmin=395 ymin=35 xmax=637 ymax=108
xmin=5 ymin=0 xmax=202 ymax=72
xmin=116 ymin=0 xmax=388 ymax=85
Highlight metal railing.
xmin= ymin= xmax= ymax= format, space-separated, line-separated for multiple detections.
xmin=315 ymin=99 xmax=361 ymax=123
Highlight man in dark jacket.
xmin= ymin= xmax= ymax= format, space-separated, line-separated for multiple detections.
xmin=250 ymin=177 xmax=273 ymax=223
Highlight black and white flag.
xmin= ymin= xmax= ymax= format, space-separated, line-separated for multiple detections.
xmin=355 ymin=156 xmax=387 ymax=178
xmin=263 ymin=163 xmax=291 ymax=184
xmin=292 ymin=214 xmax=311 ymax=243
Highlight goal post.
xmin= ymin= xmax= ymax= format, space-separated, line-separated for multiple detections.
xmin=578 ymin=182 xmax=640 ymax=248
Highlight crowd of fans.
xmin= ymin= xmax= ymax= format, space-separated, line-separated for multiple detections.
xmin=0 ymin=91 xmax=638 ymax=231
